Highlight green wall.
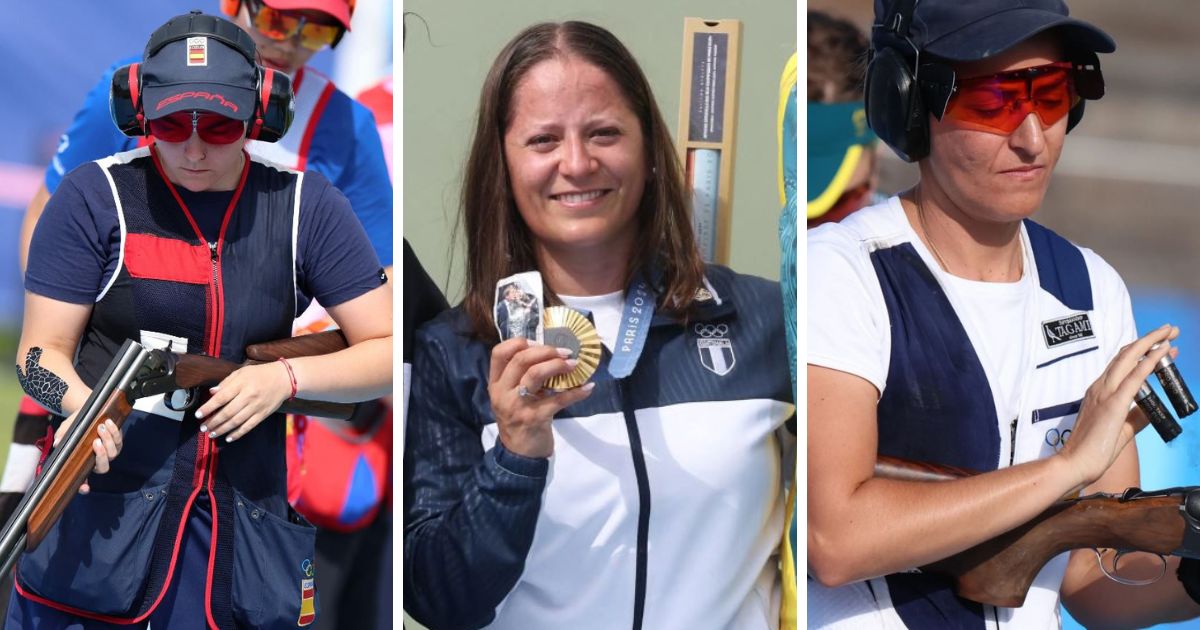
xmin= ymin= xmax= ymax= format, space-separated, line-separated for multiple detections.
xmin=403 ymin=0 xmax=797 ymax=304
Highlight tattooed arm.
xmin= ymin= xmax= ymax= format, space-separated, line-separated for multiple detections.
xmin=16 ymin=292 xmax=122 ymax=487
xmin=15 ymin=293 xmax=92 ymax=418
xmin=16 ymin=294 xmax=92 ymax=417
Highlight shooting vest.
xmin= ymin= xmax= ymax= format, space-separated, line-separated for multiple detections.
xmin=868 ymin=218 xmax=1109 ymax=630
xmin=16 ymin=145 xmax=317 ymax=629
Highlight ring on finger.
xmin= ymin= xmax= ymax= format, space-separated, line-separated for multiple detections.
xmin=518 ymin=384 xmax=546 ymax=399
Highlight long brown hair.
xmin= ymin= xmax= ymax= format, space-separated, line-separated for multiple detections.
xmin=456 ymin=21 xmax=705 ymax=340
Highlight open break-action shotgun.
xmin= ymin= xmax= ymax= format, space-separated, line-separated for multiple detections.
xmin=875 ymin=455 xmax=1200 ymax=607
xmin=0 ymin=330 xmax=352 ymax=578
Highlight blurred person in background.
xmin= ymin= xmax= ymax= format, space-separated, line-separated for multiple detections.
xmin=8 ymin=12 xmax=391 ymax=626
xmin=807 ymin=10 xmax=880 ymax=229
xmin=405 ymin=20 xmax=793 ymax=629
xmin=0 ymin=1 xmax=395 ymax=628
xmin=357 ymin=74 xmax=393 ymax=174
xmin=808 ymin=0 xmax=1200 ymax=628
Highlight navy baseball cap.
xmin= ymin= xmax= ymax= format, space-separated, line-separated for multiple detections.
xmin=141 ymin=12 xmax=259 ymax=121
xmin=872 ymin=0 xmax=1115 ymax=61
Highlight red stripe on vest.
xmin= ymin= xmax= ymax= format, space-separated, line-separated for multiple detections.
xmin=124 ymin=233 xmax=211 ymax=284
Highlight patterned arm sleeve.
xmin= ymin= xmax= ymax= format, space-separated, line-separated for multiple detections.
xmin=403 ymin=325 xmax=547 ymax=630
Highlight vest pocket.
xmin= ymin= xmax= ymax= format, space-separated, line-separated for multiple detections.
xmin=231 ymin=489 xmax=319 ymax=629
xmin=17 ymin=483 xmax=168 ymax=616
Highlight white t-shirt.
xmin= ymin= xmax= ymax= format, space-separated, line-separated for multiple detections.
xmin=807 ymin=197 xmax=1137 ymax=630
xmin=939 ymin=266 xmax=1033 ymax=427
xmin=561 ymin=290 xmax=624 ymax=351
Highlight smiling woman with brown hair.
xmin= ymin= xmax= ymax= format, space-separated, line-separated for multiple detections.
xmin=405 ymin=20 xmax=794 ymax=630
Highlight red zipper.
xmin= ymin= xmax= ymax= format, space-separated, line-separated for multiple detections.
xmin=149 ymin=146 xmax=250 ymax=627
xmin=203 ymin=442 xmax=221 ymax=630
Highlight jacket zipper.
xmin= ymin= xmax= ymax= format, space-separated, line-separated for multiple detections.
xmin=618 ymin=379 xmax=650 ymax=630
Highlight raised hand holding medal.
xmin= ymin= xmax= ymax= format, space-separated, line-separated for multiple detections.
xmin=489 ymin=271 xmax=597 ymax=458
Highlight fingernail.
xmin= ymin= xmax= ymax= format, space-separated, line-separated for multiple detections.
xmin=556 ymin=348 xmax=573 ymax=358
xmin=199 ymin=425 xmax=208 ymax=433
xmin=210 ymin=387 xmax=219 ymax=393
xmin=94 ymin=438 xmax=102 ymax=447
xmin=209 ymin=431 xmax=217 ymax=439
xmin=195 ymin=409 xmax=205 ymax=419
xmin=565 ymin=359 xmax=578 ymax=368
xmin=97 ymin=425 xmax=106 ymax=434
xmin=582 ymin=382 xmax=596 ymax=391
xmin=226 ymin=436 xmax=235 ymax=443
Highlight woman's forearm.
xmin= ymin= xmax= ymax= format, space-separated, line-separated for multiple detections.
xmin=288 ymin=335 xmax=393 ymax=403
xmin=15 ymin=343 xmax=91 ymax=417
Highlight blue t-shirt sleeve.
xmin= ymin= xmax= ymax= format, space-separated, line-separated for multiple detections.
xmin=45 ymin=59 xmax=138 ymax=194
xmin=308 ymin=93 xmax=393 ymax=267
xmin=296 ymin=172 xmax=386 ymax=307
xmin=26 ymin=165 xmax=118 ymax=304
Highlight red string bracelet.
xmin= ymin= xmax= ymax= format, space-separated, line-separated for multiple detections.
xmin=278 ymin=357 xmax=298 ymax=400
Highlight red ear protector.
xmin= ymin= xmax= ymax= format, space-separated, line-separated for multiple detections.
xmin=110 ymin=17 xmax=295 ymax=143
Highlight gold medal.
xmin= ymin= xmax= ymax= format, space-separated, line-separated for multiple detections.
xmin=543 ymin=306 xmax=601 ymax=390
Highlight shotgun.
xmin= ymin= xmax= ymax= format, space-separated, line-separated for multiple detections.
xmin=875 ymin=455 xmax=1200 ymax=607
xmin=0 ymin=330 xmax=353 ymax=576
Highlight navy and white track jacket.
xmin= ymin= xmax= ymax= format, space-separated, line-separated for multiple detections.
xmin=405 ymin=265 xmax=796 ymax=630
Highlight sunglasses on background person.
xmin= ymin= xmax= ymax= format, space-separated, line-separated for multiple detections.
xmin=245 ymin=0 xmax=344 ymax=51
xmin=148 ymin=111 xmax=247 ymax=145
xmin=940 ymin=61 xmax=1080 ymax=135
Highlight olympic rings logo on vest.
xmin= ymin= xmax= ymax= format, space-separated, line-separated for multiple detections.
xmin=1045 ymin=427 xmax=1072 ymax=452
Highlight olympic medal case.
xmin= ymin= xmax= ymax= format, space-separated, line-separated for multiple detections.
xmin=676 ymin=18 xmax=742 ymax=265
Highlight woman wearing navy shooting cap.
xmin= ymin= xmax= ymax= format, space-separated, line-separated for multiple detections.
xmin=8 ymin=11 xmax=390 ymax=629
xmin=809 ymin=0 xmax=1200 ymax=628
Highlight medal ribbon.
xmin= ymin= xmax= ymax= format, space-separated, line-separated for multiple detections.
xmin=609 ymin=275 xmax=656 ymax=379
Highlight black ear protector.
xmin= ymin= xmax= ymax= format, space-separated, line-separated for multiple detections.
xmin=865 ymin=0 xmax=945 ymax=162
xmin=1065 ymin=50 xmax=1104 ymax=132
xmin=109 ymin=12 xmax=295 ymax=143
xmin=865 ymin=0 xmax=1102 ymax=162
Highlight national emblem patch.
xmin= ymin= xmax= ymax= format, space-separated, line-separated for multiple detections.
xmin=694 ymin=322 xmax=735 ymax=375
xmin=297 ymin=559 xmax=316 ymax=626
xmin=187 ymin=37 xmax=207 ymax=67
xmin=298 ymin=578 xmax=316 ymax=626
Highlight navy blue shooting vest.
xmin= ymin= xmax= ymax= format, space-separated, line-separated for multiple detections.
xmin=16 ymin=147 xmax=318 ymax=629
xmin=871 ymin=220 xmax=1093 ymax=629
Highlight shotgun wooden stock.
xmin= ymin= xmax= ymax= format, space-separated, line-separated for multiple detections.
xmin=25 ymin=388 xmax=134 ymax=549
xmin=22 ymin=330 xmax=355 ymax=550
xmin=875 ymin=456 xmax=1193 ymax=607
xmin=244 ymin=329 xmax=349 ymax=362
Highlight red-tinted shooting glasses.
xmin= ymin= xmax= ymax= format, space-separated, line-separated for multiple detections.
xmin=148 ymin=111 xmax=246 ymax=145
xmin=942 ymin=61 xmax=1080 ymax=135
